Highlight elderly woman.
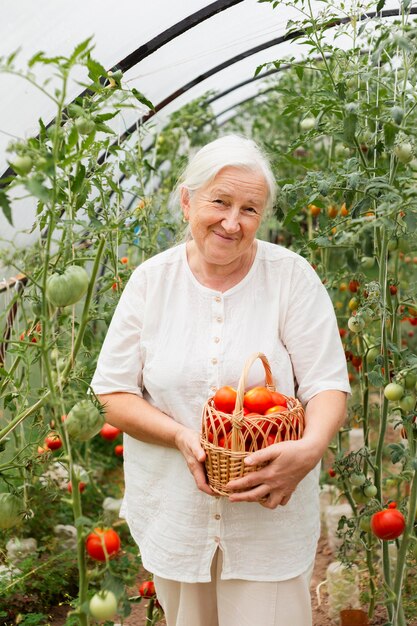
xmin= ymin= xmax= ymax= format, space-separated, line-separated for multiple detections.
xmin=91 ymin=134 xmax=350 ymax=626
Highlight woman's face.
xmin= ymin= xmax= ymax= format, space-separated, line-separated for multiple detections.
xmin=181 ymin=166 xmax=268 ymax=267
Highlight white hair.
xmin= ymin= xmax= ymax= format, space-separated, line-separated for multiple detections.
xmin=174 ymin=134 xmax=277 ymax=215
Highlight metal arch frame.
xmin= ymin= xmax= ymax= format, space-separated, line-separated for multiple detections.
xmin=99 ymin=7 xmax=417 ymax=160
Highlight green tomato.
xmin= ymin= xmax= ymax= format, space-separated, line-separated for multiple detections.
xmin=89 ymin=590 xmax=118 ymax=620
xmin=384 ymin=383 xmax=405 ymax=402
xmin=404 ymin=373 xmax=417 ymax=390
xmin=359 ymin=515 xmax=372 ymax=532
xmin=10 ymin=155 xmax=33 ymax=175
xmin=46 ymin=265 xmax=89 ymax=307
xmin=366 ymin=347 xmax=380 ymax=365
xmin=399 ymin=394 xmax=416 ymax=413
xmin=352 ymin=486 xmax=369 ymax=504
xmin=350 ymin=473 xmax=366 ymax=487
xmin=0 ymin=493 xmax=23 ymax=529
xmin=360 ymin=256 xmax=375 ymax=270
xmin=300 ymin=117 xmax=316 ymax=131
xmin=348 ymin=316 xmax=365 ymax=333
xmin=363 ymin=484 xmax=378 ymax=498
xmin=75 ymin=117 xmax=96 ymax=136
xmin=394 ymin=142 xmax=413 ymax=164
xmin=65 ymin=399 xmax=104 ymax=441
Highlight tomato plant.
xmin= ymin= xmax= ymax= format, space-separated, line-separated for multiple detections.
xmin=86 ymin=528 xmax=121 ymax=562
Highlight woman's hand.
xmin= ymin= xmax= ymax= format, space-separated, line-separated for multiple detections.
xmin=175 ymin=426 xmax=216 ymax=496
xmin=225 ymin=439 xmax=319 ymax=509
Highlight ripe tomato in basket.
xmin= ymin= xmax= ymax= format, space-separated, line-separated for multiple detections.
xmin=243 ymin=386 xmax=274 ymax=414
xmin=264 ymin=404 xmax=287 ymax=415
xmin=270 ymin=391 xmax=288 ymax=408
xmin=213 ymin=386 xmax=237 ymax=413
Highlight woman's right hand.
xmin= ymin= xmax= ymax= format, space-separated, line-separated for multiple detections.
xmin=174 ymin=426 xmax=216 ymax=496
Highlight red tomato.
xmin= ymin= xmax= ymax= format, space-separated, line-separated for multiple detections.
xmin=270 ymin=392 xmax=288 ymax=408
xmin=100 ymin=423 xmax=122 ymax=441
xmin=370 ymin=503 xmax=405 ymax=540
xmin=138 ymin=580 xmax=156 ymax=598
xmin=328 ymin=468 xmax=337 ymax=478
xmin=44 ymin=432 xmax=63 ymax=451
xmin=86 ymin=528 xmax=121 ymax=561
xmin=264 ymin=405 xmax=287 ymax=415
xmin=114 ymin=444 xmax=124 ymax=457
xmin=243 ymin=386 xmax=274 ymax=414
xmin=349 ymin=279 xmax=360 ymax=293
xmin=213 ymin=386 xmax=237 ymax=414
xmin=67 ymin=481 xmax=86 ymax=493
xmin=266 ymin=434 xmax=276 ymax=446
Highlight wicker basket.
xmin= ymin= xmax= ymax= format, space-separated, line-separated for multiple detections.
xmin=200 ymin=352 xmax=305 ymax=496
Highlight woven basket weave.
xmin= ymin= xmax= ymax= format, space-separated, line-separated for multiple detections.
xmin=201 ymin=352 xmax=305 ymax=496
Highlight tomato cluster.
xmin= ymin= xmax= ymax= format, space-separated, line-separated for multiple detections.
xmin=207 ymin=385 xmax=291 ymax=451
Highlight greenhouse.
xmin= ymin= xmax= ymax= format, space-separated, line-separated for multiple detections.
xmin=1 ymin=0 xmax=417 ymax=624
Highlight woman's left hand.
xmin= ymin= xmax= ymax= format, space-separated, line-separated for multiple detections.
xmin=225 ymin=439 xmax=318 ymax=509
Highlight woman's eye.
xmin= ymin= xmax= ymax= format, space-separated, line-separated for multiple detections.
xmin=244 ymin=207 xmax=257 ymax=214
xmin=213 ymin=199 xmax=224 ymax=205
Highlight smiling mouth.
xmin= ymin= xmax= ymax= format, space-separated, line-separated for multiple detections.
xmin=213 ymin=230 xmax=238 ymax=241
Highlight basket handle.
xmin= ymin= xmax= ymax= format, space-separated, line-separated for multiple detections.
xmin=233 ymin=352 xmax=275 ymax=417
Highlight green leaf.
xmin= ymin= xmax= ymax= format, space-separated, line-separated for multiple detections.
xmin=368 ymin=370 xmax=384 ymax=387
xmin=131 ymin=88 xmax=154 ymax=110
xmin=69 ymin=38 xmax=93 ymax=64
xmin=388 ymin=443 xmax=407 ymax=464
xmin=86 ymin=57 xmax=107 ymax=83
xmin=376 ymin=0 xmax=386 ymax=11
xmin=351 ymin=196 xmax=372 ymax=218
xmin=295 ymin=65 xmax=304 ymax=81
xmin=25 ymin=177 xmax=51 ymax=203
xmin=74 ymin=515 xmax=93 ymax=528
xmin=404 ymin=211 xmax=417 ymax=231
xmin=383 ymin=122 xmax=399 ymax=148
xmin=72 ymin=164 xmax=86 ymax=195
xmin=0 ymin=189 xmax=13 ymax=225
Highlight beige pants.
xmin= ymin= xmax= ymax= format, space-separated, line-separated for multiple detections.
xmin=153 ymin=549 xmax=313 ymax=626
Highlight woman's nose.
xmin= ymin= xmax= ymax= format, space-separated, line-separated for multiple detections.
xmin=221 ymin=208 xmax=240 ymax=233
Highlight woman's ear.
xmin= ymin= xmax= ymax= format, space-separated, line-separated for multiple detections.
xmin=180 ymin=187 xmax=190 ymax=220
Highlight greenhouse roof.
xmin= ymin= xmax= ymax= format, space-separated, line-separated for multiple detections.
xmin=0 ymin=0 xmax=414 ymax=251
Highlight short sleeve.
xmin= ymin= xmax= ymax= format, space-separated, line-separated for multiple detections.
xmin=280 ymin=260 xmax=351 ymax=405
xmin=90 ymin=268 xmax=145 ymax=397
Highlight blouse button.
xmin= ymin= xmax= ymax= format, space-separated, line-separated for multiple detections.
xmin=214 ymin=536 xmax=220 ymax=543
xmin=211 ymin=358 xmax=218 ymax=364
xmin=210 ymin=385 xmax=217 ymax=392
xmin=216 ymin=316 xmax=223 ymax=323
xmin=214 ymin=296 xmax=221 ymax=303
xmin=214 ymin=337 xmax=220 ymax=343
xmin=214 ymin=514 xmax=221 ymax=520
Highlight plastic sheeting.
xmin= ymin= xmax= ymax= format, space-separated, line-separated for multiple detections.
xmin=0 ymin=0 xmax=411 ymax=246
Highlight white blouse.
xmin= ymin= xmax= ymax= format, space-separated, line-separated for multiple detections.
xmin=91 ymin=239 xmax=350 ymax=582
